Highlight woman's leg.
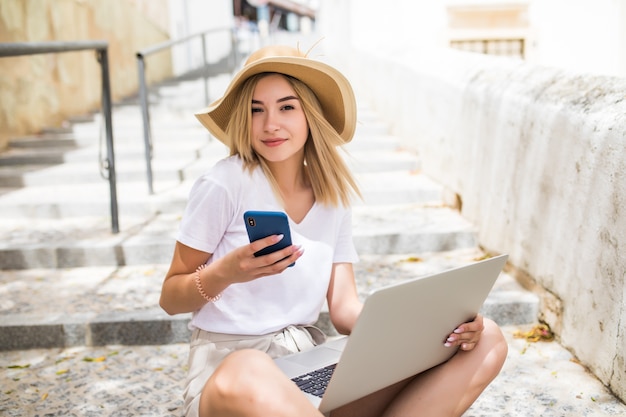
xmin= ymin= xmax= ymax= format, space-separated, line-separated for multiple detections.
xmin=382 ymin=318 xmax=508 ymax=416
xmin=331 ymin=318 xmax=507 ymax=417
xmin=329 ymin=378 xmax=414 ymax=417
xmin=199 ymin=349 xmax=324 ymax=417
xmin=198 ymin=319 xmax=506 ymax=417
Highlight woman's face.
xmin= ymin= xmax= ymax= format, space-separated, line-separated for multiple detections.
xmin=250 ymin=74 xmax=309 ymax=164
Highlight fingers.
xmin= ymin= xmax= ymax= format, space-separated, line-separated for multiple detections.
xmin=244 ymin=234 xmax=304 ymax=275
xmin=258 ymin=245 xmax=304 ymax=271
xmin=444 ymin=314 xmax=485 ymax=351
xmin=247 ymin=234 xmax=289 ymax=259
xmin=248 ymin=233 xmax=286 ymax=252
xmin=249 ymin=234 xmax=302 ymax=262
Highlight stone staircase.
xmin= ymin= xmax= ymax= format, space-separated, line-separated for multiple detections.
xmin=0 ymin=74 xmax=539 ymax=351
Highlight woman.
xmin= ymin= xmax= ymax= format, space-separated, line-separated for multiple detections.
xmin=160 ymin=45 xmax=508 ymax=417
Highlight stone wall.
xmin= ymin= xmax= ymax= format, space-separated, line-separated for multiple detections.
xmin=339 ymin=47 xmax=626 ymax=403
xmin=318 ymin=0 xmax=626 ymax=403
xmin=0 ymin=0 xmax=172 ymax=149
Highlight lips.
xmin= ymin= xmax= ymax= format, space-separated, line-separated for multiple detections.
xmin=262 ymin=138 xmax=287 ymax=147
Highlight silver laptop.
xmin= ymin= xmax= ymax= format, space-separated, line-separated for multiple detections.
xmin=274 ymin=254 xmax=508 ymax=414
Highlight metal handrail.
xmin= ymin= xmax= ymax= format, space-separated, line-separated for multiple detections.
xmin=136 ymin=27 xmax=237 ymax=194
xmin=0 ymin=41 xmax=119 ymax=234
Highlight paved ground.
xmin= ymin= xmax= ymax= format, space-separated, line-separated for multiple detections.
xmin=2 ymin=324 xmax=625 ymax=416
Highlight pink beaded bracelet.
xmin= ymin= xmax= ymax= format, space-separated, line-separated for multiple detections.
xmin=194 ymin=264 xmax=221 ymax=303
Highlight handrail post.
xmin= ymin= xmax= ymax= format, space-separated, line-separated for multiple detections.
xmin=0 ymin=41 xmax=120 ymax=234
xmin=97 ymin=47 xmax=120 ymax=233
xmin=201 ymin=33 xmax=209 ymax=106
xmin=230 ymin=27 xmax=238 ymax=72
xmin=135 ymin=27 xmax=233 ymax=191
xmin=137 ymin=54 xmax=155 ymax=195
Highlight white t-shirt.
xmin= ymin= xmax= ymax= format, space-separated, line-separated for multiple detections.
xmin=178 ymin=155 xmax=359 ymax=335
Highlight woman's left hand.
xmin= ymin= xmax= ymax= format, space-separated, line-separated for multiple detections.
xmin=444 ymin=314 xmax=485 ymax=351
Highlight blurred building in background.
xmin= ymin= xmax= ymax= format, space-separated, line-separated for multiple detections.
xmin=1 ymin=0 xmax=624 ymax=147
xmin=446 ymin=2 xmax=529 ymax=59
xmin=318 ymin=0 xmax=626 ymax=78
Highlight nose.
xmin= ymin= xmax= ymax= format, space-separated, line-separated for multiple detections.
xmin=263 ymin=110 xmax=280 ymax=132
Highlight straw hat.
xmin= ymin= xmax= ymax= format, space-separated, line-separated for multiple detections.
xmin=195 ymin=45 xmax=357 ymax=145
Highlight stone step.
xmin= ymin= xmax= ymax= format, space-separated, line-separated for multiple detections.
xmin=0 ymin=146 xmax=79 ymax=166
xmin=0 ymin=146 xmax=420 ymax=188
xmin=0 ymin=142 xmax=222 ymax=187
xmin=0 ymin=249 xmax=538 ymax=351
xmin=0 ymin=80 xmax=540 ymax=355
xmin=8 ymin=134 xmax=80 ymax=149
xmin=0 ymin=143 xmax=441 ymax=214
xmin=0 ymin=125 xmax=409 ymax=192
xmin=0 ymin=204 xmax=476 ymax=269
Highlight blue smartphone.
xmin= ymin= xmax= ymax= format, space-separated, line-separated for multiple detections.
xmin=243 ymin=211 xmax=295 ymax=266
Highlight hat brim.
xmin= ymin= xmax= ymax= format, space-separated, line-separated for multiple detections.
xmin=195 ymin=55 xmax=356 ymax=145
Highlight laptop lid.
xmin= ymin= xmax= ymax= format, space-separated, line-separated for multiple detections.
xmin=275 ymin=254 xmax=508 ymax=413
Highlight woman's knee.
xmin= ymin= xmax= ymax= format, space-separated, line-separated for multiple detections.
xmin=211 ymin=349 xmax=275 ymax=397
xmin=480 ymin=318 xmax=508 ymax=375
xmin=201 ymin=349 xmax=277 ymax=413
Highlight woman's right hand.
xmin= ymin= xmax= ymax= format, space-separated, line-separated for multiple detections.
xmin=160 ymin=237 xmax=303 ymax=315
xmin=214 ymin=234 xmax=304 ymax=284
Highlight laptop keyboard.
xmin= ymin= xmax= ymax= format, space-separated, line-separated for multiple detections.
xmin=291 ymin=364 xmax=337 ymax=398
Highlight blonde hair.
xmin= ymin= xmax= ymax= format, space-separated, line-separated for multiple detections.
xmin=225 ymin=73 xmax=361 ymax=207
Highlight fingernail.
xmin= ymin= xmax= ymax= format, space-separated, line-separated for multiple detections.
xmin=276 ymin=234 xmax=284 ymax=241
xmin=446 ymin=336 xmax=455 ymax=342
xmin=454 ymin=328 xmax=462 ymax=334
xmin=444 ymin=342 xmax=453 ymax=347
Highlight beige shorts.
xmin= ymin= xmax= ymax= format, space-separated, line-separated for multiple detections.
xmin=183 ymin=325 xmax=326 ymax=417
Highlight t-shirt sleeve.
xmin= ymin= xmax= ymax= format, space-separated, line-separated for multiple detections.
xmin=333 ymin=208 xmax=359 ymax=264
xmin=177 ymin=174 xmax=234 ymax=254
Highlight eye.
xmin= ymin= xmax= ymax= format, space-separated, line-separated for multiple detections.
xmin=281 ymin=104 xmax=296 ymax=111
xmin=251 ymin=107 xmax=263 ymax=114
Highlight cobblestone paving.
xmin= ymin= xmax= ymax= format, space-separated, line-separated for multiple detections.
xmin=1 ymin=344 xmax=186 ymax=416
xmin=2 ymin=325 xmax=625 ymax=416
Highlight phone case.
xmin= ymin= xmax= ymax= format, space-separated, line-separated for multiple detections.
xmin=243 ymin=211 xmax=295 ymax=265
